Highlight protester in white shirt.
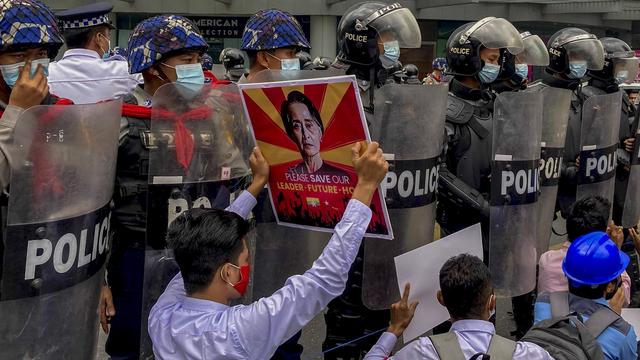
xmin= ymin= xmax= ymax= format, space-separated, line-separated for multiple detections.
xmin=148 ymin=142 xmax=389 ymax=359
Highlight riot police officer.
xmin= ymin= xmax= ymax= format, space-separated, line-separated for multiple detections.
xmin=492 ymin=31 xmax=548 ymax=93
xmin=437 ymin=18 xmax=524 ymax=239
xmin=219 ymin=47 xmax=246 ymax=82
xmin=101 ymin=15 xmax=210 ymax=359
xmin=404 ymin=64 xmax=422 ymax=84
xmin=296 ymin=50 xmax=316 ymax=70
xmin=582 ymin=38 xmax=639 ymax=224
xmin=324 ymin=2 xmax=423 ymax=357
xmin=543 ymin=28 xmax=606 ymax=218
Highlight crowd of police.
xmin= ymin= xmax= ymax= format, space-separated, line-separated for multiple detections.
xmin=0 ymin=0 xmax=639 ymax=359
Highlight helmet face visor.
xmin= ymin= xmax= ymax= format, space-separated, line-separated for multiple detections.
xmin=465 ymin=17 xmax=524 ymax=54
xmin=517 ymin=34 xmax=549 ymax=66
xmin=612 ymin=57 xmax=639 ymax=84
xmin=369 ymin=7 xmax=421 ymax=48
xmin=563 ymin=37 xmax=605 ymax=70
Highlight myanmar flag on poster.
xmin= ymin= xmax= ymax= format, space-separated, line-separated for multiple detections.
xmin=239 ymin=75 xmax=392 ymax=239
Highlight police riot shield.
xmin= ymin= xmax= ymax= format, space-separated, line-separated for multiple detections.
xmin=535 ymin=86 xmax=572 ymax=257
xmin=622 ymin=124 xmax=640 ymax=227
xmin=361 ymin=83 xmax=447 ymax=310
xmin=489 ymin=90 xmax=542 ymax=297
xmin=248 ymin=69 xmax=349 ymax=302
xmin=0 ymin=100 xmax=120 ymax=359
xmin=576 ymin=92 xmax=622 ymax=207
xmin=139 ymin=83 xmax=252 ymax=358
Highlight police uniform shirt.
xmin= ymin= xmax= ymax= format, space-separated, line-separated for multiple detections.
xmin=148 ymin=195 xmax=372 ymax=359
xmin=48 ymin=48 xmax=141 ymax=104
xmin=364 ymin=320 xmax=553 ymax=359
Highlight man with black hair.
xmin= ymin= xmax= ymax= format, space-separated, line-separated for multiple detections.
xmin=363 ymin=254 xmax=552 ymax=359
xmin=148 ymin=141 xmax=389 ymax=359
xmin=48 ymin=2 xmax=140 ymax=104
xmin=538 ymin=196 xmax=631 ymax=305
xmin=281 ymin=90 xmax=349 ymax=177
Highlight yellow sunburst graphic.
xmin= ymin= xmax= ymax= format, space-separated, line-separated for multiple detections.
xmin=321 ymin=141 xmax=367 ymax=166
xmin=243 ymin=88 xmax=285 ymax=132
xmin=257 ymin=140 xmax=301 ymax=165
xmin=320 ymin=82 xmax=351 ymax=128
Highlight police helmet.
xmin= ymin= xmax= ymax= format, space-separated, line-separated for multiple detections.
xmin=240 ymin=9 xmax=310 ymax=51
xmin=432 ymin=57 xmax=448 ymax=71
xmin=497 ymin=31 xmax=549 ymax=82
xmin=588 ymin=37 xmax=638 ymax=84
xmin=296 ymin=50 xmax=315 ymax=70
xmin=201 ymin=53 xmax=213 ymax=71
xmin=127 ymin=15 xmax=208 ymax=74
xmin=446 ymin=17 xmax=523 ymax=78
xmin=312 ymin=56 xmax=332 ymax=70
xmin=546 ymin=27 xmax=604 ymax=76
xmin=0 ymin=0 xmax=63 ymax=58
xmin=404 ymin=64 xmax=419 ymax=78
xmin=336 ymin=2 xmax=421 ymax=66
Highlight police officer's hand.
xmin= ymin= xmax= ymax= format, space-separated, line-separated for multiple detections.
xmin=624 ymin=137 xmax=635 ymax=153
xmin=607 ymin=220 xmax=624 ymax=249
xmin=248 ymin=147 xmax=269 ymax=198
xmin=388 ymin=283 xmax=419 ymax=338
xmin=99 ymin=285 xmax=116 ymax=334
xmin=351 ymin=141 xmax=388 ymax=206
xmin=8 ymin=61 xmax=48 ymax=110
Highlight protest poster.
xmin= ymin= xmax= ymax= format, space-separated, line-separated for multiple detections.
xmin=239 ymin=75 xmax=392 ymax=239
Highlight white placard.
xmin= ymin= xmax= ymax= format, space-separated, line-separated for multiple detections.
xmin=394 ymin=223 xmax=484 ymax=342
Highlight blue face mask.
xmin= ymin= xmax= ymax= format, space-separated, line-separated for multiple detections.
xmin=568 ymin=61 xmax=587 ymax=79
xmin=379 ymin=40 xmax=400 ymax=69
xmin=478 ymin=63 xmax=500 ymax=84
xmin=280 ymin=58 xmax=300 ymax=71
xmin=615 ymin=70 xmax=629 ymax=84
xmin=162 ymin=63 xmax=205 ymax=86
xmin=515 ymin=64 xmax=529 ymax=79
xmin=0 ymin=59 xmax=50 ymax=88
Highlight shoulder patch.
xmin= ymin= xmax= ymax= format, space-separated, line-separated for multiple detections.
xmin=446 ymin=96 xmax=474 ymax=125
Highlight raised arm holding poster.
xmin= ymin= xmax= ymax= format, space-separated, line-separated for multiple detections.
xmin=239 ymin=75 xmax=393 ymax=239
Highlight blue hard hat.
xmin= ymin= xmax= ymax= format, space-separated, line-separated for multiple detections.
xmin=241 ymin=9 xmax=310 ymax=51
xmin=432 ymin=57 xmax=448 ymax=71
xmin=0 ymin=0 xmax=63 ymax=56
xmin=127 ymin=15 xmax=209 ymax=74
xmin=563 ymin=231 xmax=630 ymax=286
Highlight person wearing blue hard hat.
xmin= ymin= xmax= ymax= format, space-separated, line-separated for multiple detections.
xmin=0 ymin=0 xmax=67 ymax=191
xmin=48 ymin=1 xmax=141 ymax=104
xmin=534 ymin=231 xmax=637 ymax=360
xmin=100 ymin=14 xmax=211 ymax=360
xmin=240 ymin=9 xmax=310 ymax=82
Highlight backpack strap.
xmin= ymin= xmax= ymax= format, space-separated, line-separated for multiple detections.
xmin=487 ymin=334 xmax=517 ymax=359
xmin=584 ymin=307 xmax=621 ymax=338
xmin=429 ymin=333 xmax=466 ymax=360
xmin=549 ymin=291 xmax=570 ymax=317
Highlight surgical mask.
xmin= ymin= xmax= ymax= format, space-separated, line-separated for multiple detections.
xmin=515 ymin=64 xmax=529 ymax=79
xmin=0 ymin=59 xmax=50 ymax=88
xmin=379 ymin=40 xmax=400 ymax=69
xmin=162 ymin=63 xmax=205 ymax=86
xmin=223 ymin=263 xmax=251 ymax=296
xmin=478 ymin=63 xmax=500 ymax=84
xmin=98 ymin=33 xmax=111 ymax=60
xmin=568 ymin=61 xmax=587 ymax=79
xmin=615 ymin=70 xmax=629 ymax=84
xmin=266 ymin=52 xmax=300 ymax=71
xmin=280 ymin=58 xmax=300 ymax=71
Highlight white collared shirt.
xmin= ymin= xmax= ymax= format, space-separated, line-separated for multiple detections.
xmin=365 ymin=320 xmax=553 ymax=360
xmin=148 ymin=199 xmax=372 ymax=359
xmin=48 ymin=48 xmax=142 ymax=104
